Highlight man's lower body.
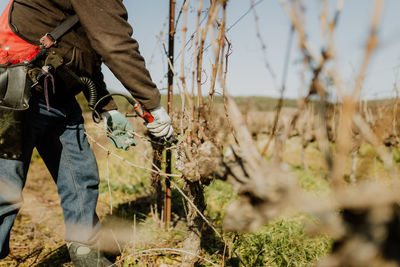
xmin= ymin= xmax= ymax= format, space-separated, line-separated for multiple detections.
xmin=0 ymin=94 xmax=103 ymax=262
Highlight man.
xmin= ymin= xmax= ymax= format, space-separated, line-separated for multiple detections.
xmin=0 ymin=0 xmax=173 ymax=266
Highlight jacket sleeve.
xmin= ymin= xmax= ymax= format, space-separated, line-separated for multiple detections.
xmin=70 ymin=0 xmax=161 ymax=110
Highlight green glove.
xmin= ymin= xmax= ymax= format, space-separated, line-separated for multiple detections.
xmin=102 ymin=110 xmax=136 ymax=150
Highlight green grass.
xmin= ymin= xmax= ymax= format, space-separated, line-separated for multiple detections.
xmin=291 ymin=167 xmax=330 ymax=196
xmin=233 ymin=216 xmax=331 ymax=267
xmin=204 ymin=179 xmax=237 ymax=221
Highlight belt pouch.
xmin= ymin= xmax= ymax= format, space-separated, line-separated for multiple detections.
xmin=0 ymin=64 xmax=31 ymax=160
xmin=0 ymin=64 xmax=31 ymax=111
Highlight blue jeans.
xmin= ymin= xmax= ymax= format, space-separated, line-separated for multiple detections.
xmin=0 ymin=94 xmax=101 ymax=258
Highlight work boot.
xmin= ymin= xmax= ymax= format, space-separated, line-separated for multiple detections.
xmin=67 ymin=242 xmax=115 ymax=267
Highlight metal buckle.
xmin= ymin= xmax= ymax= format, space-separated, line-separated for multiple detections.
xmin=39 ymin=33 xmax=56 ymax=49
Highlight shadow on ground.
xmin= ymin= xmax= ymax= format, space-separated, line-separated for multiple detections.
xmin=105 ymin=189 xmax=186 ymax=224
xmin=108 ymin=195 xmax=155 ymax=222
xmin=36 ymin=245 xmax=70 ymax=267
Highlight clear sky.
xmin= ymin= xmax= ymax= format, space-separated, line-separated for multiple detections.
xmin=2 ymin=0 xmax=400 ymax=99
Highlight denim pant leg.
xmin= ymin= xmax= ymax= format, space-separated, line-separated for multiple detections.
xmin=0 ymin=111 xmax=36 ymax=259
xmin=0 ymin=159 xmax=28 ymax=259
xmin=35 ymin=99 xmax=101 ymax=244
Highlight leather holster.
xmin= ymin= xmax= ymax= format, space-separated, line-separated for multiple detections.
xmin=0 ymin=64 xmax=31 ymax=160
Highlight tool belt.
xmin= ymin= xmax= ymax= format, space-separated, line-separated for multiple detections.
xmin=0 ymin=0 xmax=79 ymax=160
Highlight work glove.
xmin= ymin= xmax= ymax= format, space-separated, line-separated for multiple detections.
xmin=145 ymin=104 xmax=174 ymax=139
xmin=102 ymin=110 xmax=136 ymax=150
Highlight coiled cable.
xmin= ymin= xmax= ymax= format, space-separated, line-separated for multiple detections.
xmin=80 ymin=77 xmax=97 ymax=109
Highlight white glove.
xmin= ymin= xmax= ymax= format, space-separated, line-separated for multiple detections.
xmin=145 ymin=105 xmax=174 ymax=139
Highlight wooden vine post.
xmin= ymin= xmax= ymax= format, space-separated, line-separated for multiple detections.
xmin=165 ymin=0 xmax=176 ymax=228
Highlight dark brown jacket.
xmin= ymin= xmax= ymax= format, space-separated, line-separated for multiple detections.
xmin=9 ymin=0 xmax=160 ymax=110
